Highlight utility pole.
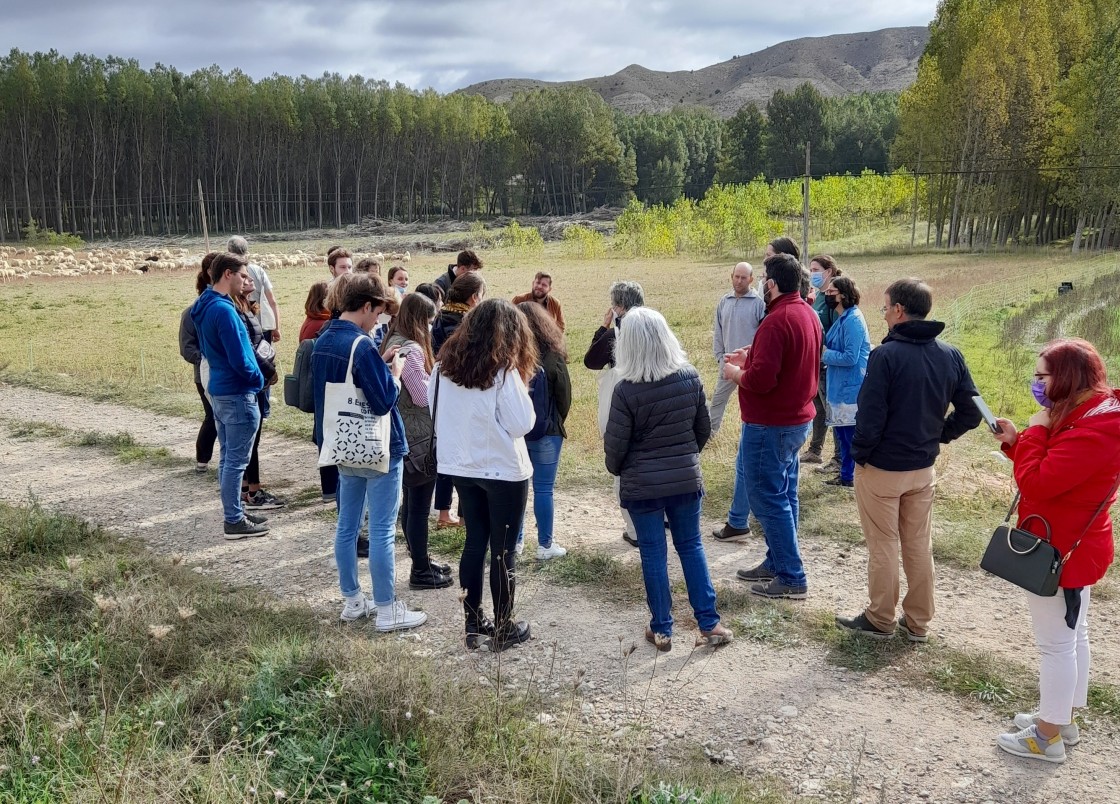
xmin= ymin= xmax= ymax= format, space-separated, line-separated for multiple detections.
xmin=197 ymin=179 xmax=210 ymax=252
xmin=801 ymin=141 xmax=811 ymax=262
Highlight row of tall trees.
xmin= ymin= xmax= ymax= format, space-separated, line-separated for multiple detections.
xmin=894 ymin=0 xmax=1120 ymax=249
xmin=0 ymin=48 xmax=901 ymax=241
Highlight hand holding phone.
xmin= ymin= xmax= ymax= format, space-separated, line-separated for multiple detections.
xmin=972 ymin=395 xmax=1003 ymax=434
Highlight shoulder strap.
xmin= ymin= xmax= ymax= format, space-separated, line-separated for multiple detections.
xmin=428 ymin=370 xmax=440 ymax=460
xmin=1062 ymin=473 xmax=1120 ymax=563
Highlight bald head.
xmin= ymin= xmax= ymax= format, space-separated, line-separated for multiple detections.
xmin=731 ymin=262 xmax=753 ymax=297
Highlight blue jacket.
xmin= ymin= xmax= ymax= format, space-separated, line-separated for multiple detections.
xmin=189 ymin=287 xmax=265 ymax=396
xmin=311 ymin=320 xmax=407 ymax=459
xmin=820 ymin=306 xmax=870 ymax=427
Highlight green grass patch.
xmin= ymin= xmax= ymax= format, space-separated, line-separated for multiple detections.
xmin=426 ymin=524 xmax=466 ymax=557
xmin=532 ymin=549 xmax=646 ymax=602
xmin=0 ymin=501 xmax=783 ymax=803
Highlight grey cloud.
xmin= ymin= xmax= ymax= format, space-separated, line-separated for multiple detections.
xmin=0 ymin=0 xmax=937 ymax=93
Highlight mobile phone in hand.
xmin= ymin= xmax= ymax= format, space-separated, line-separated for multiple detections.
xmin=972 ymin=395 xmax=1003 ymax=434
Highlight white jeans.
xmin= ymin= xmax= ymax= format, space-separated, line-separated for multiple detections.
xmin=1027 ymin=587 xmax=1091 ymax=725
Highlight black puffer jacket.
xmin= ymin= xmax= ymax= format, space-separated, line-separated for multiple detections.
xmin=604 ymin=366 xmax=711 ymax=502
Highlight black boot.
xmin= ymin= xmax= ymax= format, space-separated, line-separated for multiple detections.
xmin=464 ymin=610 xmax=496 ymax=650
xmin=410 ymin=566 xmax=453 ymax=590
xmin=488 ymin=563 xmax=530 ymax=651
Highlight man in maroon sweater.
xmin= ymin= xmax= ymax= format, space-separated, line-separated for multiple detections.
xmin=721 ymin=253 xmax=821 ymax=598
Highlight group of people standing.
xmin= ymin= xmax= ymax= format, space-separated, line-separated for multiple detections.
xmin=180 ymin=236 xmax=1118 ymax=764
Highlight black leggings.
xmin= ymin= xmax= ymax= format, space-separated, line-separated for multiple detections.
xmin=434 ymin=473 xmax=454 ymax=510
xmin=454 ymin=476 xmax=528 ymax=624
xmin=194 ymin=382 xmax=218 ymax=464
xmin=401 ymin=479 xmax=437 ymax=573
xmin=243 ymin=414 xmax=265 ymax=487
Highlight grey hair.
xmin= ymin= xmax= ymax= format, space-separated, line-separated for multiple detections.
xmin=613 ymin=307 xmax=688 ymax=384
xmin=609 ymin=280 xmax=644 ymax=312
xmin=227 ymin=236 xmax=249 ymax=255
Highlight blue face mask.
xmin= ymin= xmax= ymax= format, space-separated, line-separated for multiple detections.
xmin=1031 ymin=379 xmax=1053 ymax=408
xmin=810 ymin=273 xmax=825 ymax=288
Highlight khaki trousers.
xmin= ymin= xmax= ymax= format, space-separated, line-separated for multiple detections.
xmin=854 ymin=463 xmax=936 ymax=634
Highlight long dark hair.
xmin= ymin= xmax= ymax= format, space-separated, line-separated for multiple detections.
xmin=439 ymin=299 xmax=537 ymax=389
xmin=384 ymin=293 xmax=436 ymax=373
xmin=196 ymin=252 xmax=218 ymax=294
xmin=516 ymin=301 xmax=567 ymax=361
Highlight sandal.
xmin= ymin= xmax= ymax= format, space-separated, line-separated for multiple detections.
xmin=436 ymin=512 xmax=460 ymax=529
xmin=645 ymin=627 xmax=672 ymax=652
xmin=697 ymin=623 xmax=734 ymax=647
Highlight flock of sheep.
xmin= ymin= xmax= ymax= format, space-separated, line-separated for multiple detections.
xmin=0 ymin=246 xmax=413 ymax=281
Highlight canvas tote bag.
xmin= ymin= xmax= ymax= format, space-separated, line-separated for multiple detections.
xmin=318 ymin=335 xmax=391 ymax=472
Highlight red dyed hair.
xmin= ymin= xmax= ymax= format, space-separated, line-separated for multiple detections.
xmin=1039 ymin=338 xmax=1112 ymax=429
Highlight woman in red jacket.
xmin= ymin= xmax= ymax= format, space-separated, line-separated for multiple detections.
xmin=992 ymin=338 xmax=1120 ymax=764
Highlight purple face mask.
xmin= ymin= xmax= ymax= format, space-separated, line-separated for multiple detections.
xmin=1031 ymin=378 xmax=1053 ymax=408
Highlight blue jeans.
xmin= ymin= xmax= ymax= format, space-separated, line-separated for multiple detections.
xmin=631 ymin=497 xmax=720 ymax=636
xmin=728 ymin=423 xmax=754 ymax=528
xmin=336 ymin=457 xmax=403 ymax=605
xmin=835 ymin=425 xmax=855 ymax=483
xmin=742 ymin=422 xmax=811 ymax=587
xmin=211 ymin=393 xmax=261 ymax=525
xmin=522 ymin=435 xmax=562 ymax=548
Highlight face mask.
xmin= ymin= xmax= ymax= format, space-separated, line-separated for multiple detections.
xmin=397 ymin=284 xmax=408 ymax=293
xmin=1031 ymin=379 xmax=1053 ymax=408
xmin=810 ymin=273 xmax=825 ymax=288
xmin=824 ymin=295 xmax=840 ymax=310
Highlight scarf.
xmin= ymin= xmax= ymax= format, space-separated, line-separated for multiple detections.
xmin=442 ymin=302 xmax=471 ymax=316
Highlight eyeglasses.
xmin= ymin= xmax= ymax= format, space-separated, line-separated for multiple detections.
xmin=879 ymin=305 xmax=888 ymax=314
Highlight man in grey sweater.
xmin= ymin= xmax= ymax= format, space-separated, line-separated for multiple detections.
xmin=710 ymin=262 xmax=766 ymax=435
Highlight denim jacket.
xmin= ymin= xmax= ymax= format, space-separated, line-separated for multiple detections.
xmin=311 ymin=320 xmax=408 ymax=461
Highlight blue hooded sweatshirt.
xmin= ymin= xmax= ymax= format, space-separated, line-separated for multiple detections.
xmin=189 ymin=287 xmax=265 ymax=396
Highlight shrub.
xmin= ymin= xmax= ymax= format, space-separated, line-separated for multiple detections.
xmin=562 ymin=224 xmax=606 ymax=259
xmin=21 ymin=219 xmax=85 ymax=249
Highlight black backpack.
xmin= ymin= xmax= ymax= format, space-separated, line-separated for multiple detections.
xmin=284 ymin=336 xmax=317 ymax=413
xmin=525 ymin=366 xmax=553 ymax=441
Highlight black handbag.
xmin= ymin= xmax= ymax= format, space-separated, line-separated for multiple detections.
xmin=402 ymin=372 xmax=439 ymax=488
xmin=981 ymin=478 xmax=1120 ymax=596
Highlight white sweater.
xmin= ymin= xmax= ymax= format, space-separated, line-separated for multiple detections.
xmin=433 ymin=367 xmax=535 ymax=481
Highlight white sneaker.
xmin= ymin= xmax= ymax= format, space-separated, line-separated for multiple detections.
xmin=514 ymin=540 xmax=525 ymax=556
xmin=375 ymin=600 xmax=428 ymax=632
xmin=536 ymin=543 xmax=568 ymax=560
xmin=339 ymin=595 xmax=372 ymax=622
xmin=1013 ymin=712 xmax=1080 ymax=746
xmin=996 ymin=724 xmax=1066 ymax=763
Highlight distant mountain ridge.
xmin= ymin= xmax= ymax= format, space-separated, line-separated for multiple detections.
xmin=459 ymin=26 xmax=929 ymax=118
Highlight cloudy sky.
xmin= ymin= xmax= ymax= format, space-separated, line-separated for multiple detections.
xmin=3 ymin=1 xmax=938 ymax=92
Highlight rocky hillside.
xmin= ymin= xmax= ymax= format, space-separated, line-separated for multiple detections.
xmin=459 ymin=26 xmax=929 ymax=118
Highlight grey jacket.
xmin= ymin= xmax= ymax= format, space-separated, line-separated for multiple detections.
xmin=604 ymin=366 xmax=711 ymax=503
xmin=178 ymin=305 xmax=202 ymax=385
xmin=712 ymin=290 xmax=766 ymax=360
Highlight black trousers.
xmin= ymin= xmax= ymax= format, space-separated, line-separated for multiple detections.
xmin=194 ymin=382 xmax=218 ymax=464
xmin=454 ymin=476 xmax=528 ymax=626
xmin=434 ymin=473 xmax=454 ymax=510
xmin=401 ymin=478 xmax=437 ymax=573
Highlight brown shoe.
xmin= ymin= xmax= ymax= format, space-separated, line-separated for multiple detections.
xmin=435 ymin=512 xmax=460 ymax=529
xmin=800 ymin=451 xmax=823 ymax=465
xmin=698 ymin=623 xmax=734 ymax=647
xmin=645 ymin=627 xmax=671 ymax=652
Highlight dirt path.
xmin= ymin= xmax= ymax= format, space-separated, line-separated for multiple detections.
xmin=2 ymin=383 xmax=1117 ymax=803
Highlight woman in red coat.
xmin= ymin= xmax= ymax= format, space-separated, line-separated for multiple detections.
xmin=992 ymin=338 xmax=1120 ymax=764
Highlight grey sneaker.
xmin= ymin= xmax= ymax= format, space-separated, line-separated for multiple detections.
xmin=800 ymin=451 xmax=823 ymax=465
xmin=1012 ymin=713 xmax=1080 ymax=746
xmin=244 ymin=489 xmax=285 ymax=510
xmin=736 ymin=563 xmax=775 ymax=582
xmin=836 ymin=612 xmax=895 ymax=639
xmin=898 ymin=615 xmax=929 ymax=643
xmin=244 ymin=512 xmax=269 ymax=525
xmin=750 ymin=578 xmax=807 ymax=600
xmin=996 ymin=724 xmax=1066 ymax=763
xmin=712 ymin=523 xmax=751 ymax=543
xmin=223 ymin=518 xmax=270 ymax=540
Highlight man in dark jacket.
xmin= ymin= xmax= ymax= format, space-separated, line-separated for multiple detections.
xmin=721 ymin=253 xmax=821 ymax=599
xmin=190 ymin=252 xmax=268 ymax=540
xmin=433 ymin=249 xmax=482 ymax=295
xmin=837 ymin=278 xmax=981 ymax=641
